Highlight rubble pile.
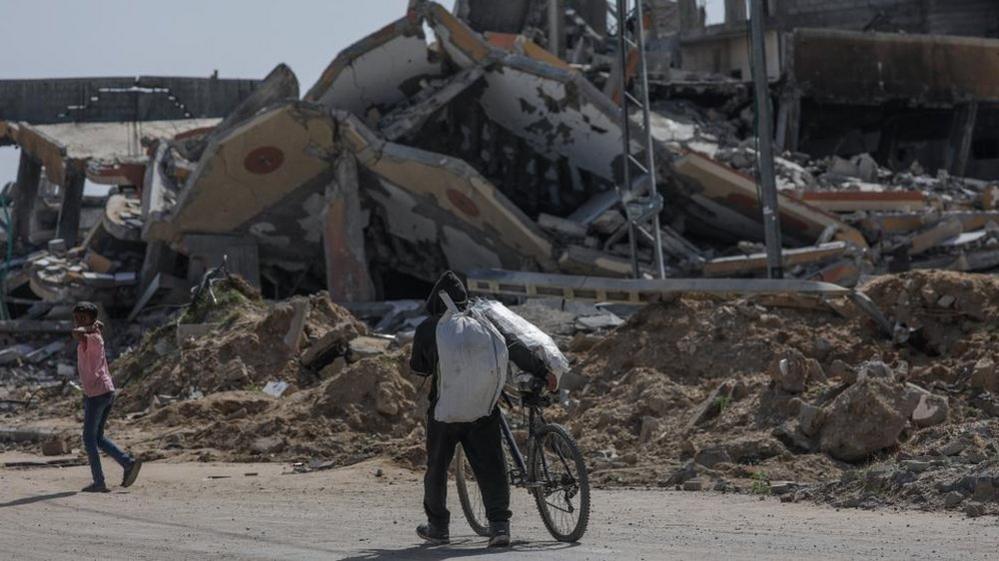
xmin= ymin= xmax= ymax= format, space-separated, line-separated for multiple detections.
xmin=112 ymin=277 xmax=368 ymax=412
xmin=136 ymin=354 xmax=426 ymax=465
xmin=554 ymin=270 xmax=998 ymax=515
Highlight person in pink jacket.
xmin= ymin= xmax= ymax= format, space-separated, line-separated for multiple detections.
xmin=72 ymin=302 xmax=141 ymax=493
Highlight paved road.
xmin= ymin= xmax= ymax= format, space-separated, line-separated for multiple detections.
xmin=1 ymin=455 xmax=996 ymax=560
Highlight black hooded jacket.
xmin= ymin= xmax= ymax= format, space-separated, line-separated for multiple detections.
xmin=409 ymin=271 xmax=547 ymax=409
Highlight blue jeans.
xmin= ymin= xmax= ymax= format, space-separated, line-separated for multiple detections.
xmin=83 ymin=392 xmax=132 ymax=485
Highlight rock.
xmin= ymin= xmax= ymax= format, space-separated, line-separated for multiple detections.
xmin=665 ymin=459 xmax=698 ymax=485
xmin=828 ymin=359 xmax=856 ymax=384
xmin=769 ymin=349 xmax=809 ymax=393
xmin=319 ymin=357 xmax=347 ymax=380
xmin=773 ymin=423 xmax=815 ymax=452
xmin=375 ymin=383 xmax=400 ymax=416
xmin=250 ymin=436 xmax=284 ymax=454
xmin=687 ymin=381 xmax=735 ymax=430
xmin=813 ymin=337 xmax=833 ymax=359
xmin=901 ymin=460 xmax=931 ymax=473
xmin=798 ymin=402 xmax=826 ymax=437
xmin=639 ymin=416 xmax=662 ymax=444
xmin=769 ymin=481 xmax=798 ymax=496
xmin=973 ymin=477 xmax=996 ymax=502
xmin=819 ymin=377 xmax=917 ymax=462
xmin=41 ymin=437 xmax=69 ymax=456
xmin=725 ymin=436 xmax=785 ymax=463
xmin=944 ymin=491 xmax=966 ymax=507
xmin=971 ymin=357 xmax=998 ymax=393
xmin=220 ymin=358 xmax=252 ymax=389
xmin=682 ymin=478 xmax=705 ymax=491
xmin=694 ymin=446 xmax=732 ymax=468
xmin=938 ymin=440 xmax=967 ymax=457
xmin=965 ymin=502 xmax=987 ymax=518
xmin=911 ymin=392 xmax=949 ymax=428
xmin=857 ymin=360 xmax=895 ymax=381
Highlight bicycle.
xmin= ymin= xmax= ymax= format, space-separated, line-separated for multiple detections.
xmin=454 ymin=376 xmax=590 ymax=543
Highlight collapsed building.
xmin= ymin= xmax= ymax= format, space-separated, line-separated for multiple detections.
xmin=1 ymin=0 xmax=998 ymax=322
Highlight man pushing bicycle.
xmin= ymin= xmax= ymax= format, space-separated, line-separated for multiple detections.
xmin=409 ymin=271 xmax=557 ymax=548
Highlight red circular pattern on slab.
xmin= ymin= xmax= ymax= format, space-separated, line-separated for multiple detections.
xmin=446 ymin=189 xmax=480 ymax=217
xmin=244 ymin=146 xmax=285 ymax=174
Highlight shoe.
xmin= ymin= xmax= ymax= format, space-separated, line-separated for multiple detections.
xmin=122 ymin=460 xmax=142 ymax=488
xmin=416 ymin=523 xmax=450 ymax=545
xmin=81 ymin=482 xmax=110 ymax=493
xmin=488 ymin=522 xmax=511 ymax=548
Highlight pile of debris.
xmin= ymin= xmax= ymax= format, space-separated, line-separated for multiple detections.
xmin=555 ymin=270 xmax=998 ymax=516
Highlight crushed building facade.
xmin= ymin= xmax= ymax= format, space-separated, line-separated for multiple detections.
xmin=1 ymin=0 xmax=998 ymax=324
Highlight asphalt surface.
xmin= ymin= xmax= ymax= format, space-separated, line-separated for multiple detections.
xmin=1 ymin=455 xmax=997 ymax=560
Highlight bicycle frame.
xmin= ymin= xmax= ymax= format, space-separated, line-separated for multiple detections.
xmin=498 ymin=391 xmax=549 ymax=488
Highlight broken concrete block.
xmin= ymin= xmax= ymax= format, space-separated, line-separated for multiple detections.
xmin=687 ymin=381 xmax=735 ymax=431
xmin=819 ymin=377 xmax=917 ymax=462
xmin=911 ymin=392 xmax=949 ymax=428
xmin=798 ymin=402 xmax=826 ymax=437
xmin=301 ymin=326 xmax=355 ymax=368
xmin=538 ymin=213 xmax=587 ymax=239
xmin=694 ymin=446 xmax=732 ymax=468
xmin=348 ymin=336 xmax=392 ymax=362
xmin=283 ymin=298 xmax=310 ymax=353
xmin=56 ymin=363 xmax=75 ymax=378
xmin=971 ymin=357 xmax=998 ymax=393
xmin=25 ymin=341 xmax=65 ymax=364
xmin=41 ymin=437 xmax=69 ymax=456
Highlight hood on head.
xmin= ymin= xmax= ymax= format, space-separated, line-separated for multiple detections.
xmin=426 ymin=270 xmax=468 ymax=315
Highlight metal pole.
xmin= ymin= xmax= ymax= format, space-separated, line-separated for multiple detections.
xmin=615 ymin=0 xmax=640 ymax=278
xmin=633 ymin=0 xmax=666 ymax=279
xmin=749 ymin=0 xmax=783 ymax=279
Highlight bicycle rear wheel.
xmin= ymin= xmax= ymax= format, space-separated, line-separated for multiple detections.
xmin=529 ymin=423 xmax=590 ymax=542
xmin=454 ymin=445 xmax=491 ymax=537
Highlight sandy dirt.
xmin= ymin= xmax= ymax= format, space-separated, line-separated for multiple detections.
xmin=1 ymin=454 xmax=996 ymax=561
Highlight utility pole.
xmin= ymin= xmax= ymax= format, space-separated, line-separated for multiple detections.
xmin=749 ymin=0 xmax=783 ymax=279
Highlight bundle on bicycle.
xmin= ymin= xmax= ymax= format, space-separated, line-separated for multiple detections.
xmin=409 ymin=271 xmax=590 ymax=548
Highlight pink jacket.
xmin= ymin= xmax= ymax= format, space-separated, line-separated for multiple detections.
xmin=77 ymin=333 xmax=115 ymax=397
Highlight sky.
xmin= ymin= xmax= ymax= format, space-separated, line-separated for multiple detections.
xmin=0 ymin=0 xmax=725 ymax=187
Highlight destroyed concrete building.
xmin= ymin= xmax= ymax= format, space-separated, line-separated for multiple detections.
xmin=1 ymin=0 xmax=999 ymax=324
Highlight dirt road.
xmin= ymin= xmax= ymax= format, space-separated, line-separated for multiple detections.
xmin=0 ymin=454 xmax=996 ymax=561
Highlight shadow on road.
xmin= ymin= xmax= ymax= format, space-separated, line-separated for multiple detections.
xmin=0 ymin=491 xmax=77 ymax=508
xmin=338 ymin=539 xmax=578 ymax=560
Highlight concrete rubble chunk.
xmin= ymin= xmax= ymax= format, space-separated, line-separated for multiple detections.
xmin=348 ymin=336 xmax=393 ymax=362
xmin=819 ymin=377 xmax=918 ymax=462
xmin=970 ymin=357 xmax=998 ymax=393
xmin=911 ymin=391 xmax=950 ymax=428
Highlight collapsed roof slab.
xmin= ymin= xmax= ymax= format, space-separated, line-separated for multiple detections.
xmin=337 ymin=109 xmax=557 ymax=273
xmin=424 ymin=2 xmax=634 ymax=186
xmin=672 ymin=152 xmax=868 ymax=249
xmin=304 ymin=12 xmax=444 ymax=123
xmin=10 ymin=118 xmax=217 ymax=187
xmin=155 ymin=102 xmax=337 ymax=260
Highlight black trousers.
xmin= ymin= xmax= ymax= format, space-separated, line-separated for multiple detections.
xmin=424 ymin=407 xmax=511 ymax=528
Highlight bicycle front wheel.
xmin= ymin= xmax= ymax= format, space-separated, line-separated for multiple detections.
xmin=529 ymin=423 xmax=590 ymax=542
